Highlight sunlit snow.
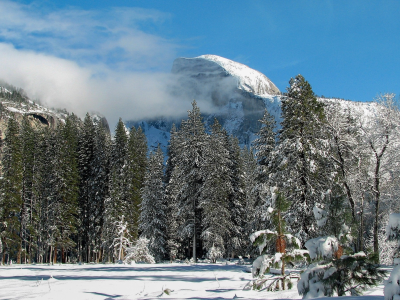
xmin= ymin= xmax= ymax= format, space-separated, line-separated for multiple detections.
xmin=0 ymin=262 xmax=389 ymax=300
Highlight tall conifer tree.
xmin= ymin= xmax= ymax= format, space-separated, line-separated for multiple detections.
xmin=78 ymin=113 xmax=96 ymax=262
xmin=139 ymin=146 xmax=166 ymax=261
xmin=126 ymin=126 xmax=147 ymax=240
xmin=199 ymin=120 xmax=232 ymax=255
xmin=0 ymin=118 xmax=23 ymax=264
xmin=278 ymin=75 xmax=327 ymax=245
xmin=177 ymin=100 xmax=207 ymax=261
xmin=21 ymin=116 xmax=37 ymax=263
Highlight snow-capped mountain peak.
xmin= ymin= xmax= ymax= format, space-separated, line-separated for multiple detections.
xmin=197 ymin=54 xmax=280 ymax=97
xmin=172 ymin=54 xmax=280 ymax=98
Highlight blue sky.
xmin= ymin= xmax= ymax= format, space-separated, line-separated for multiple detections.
xmin=0 ymin=0 xmax=399 ymax=124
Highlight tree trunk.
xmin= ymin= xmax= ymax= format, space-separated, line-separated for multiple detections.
xmin=193 ymin=224 xmax=197 ymax=262
xmin=53 ymin=246 xmax=57 ymax=264
xmin=372 ymin=151 xmax=383 ymax=261
xmin=17 ymin=243 xmax=22 ymax=264
xmin=334 ymin=135 xmax=356 ymax=220
xmin=49 ymin=245 xmax=53 ymax=264
xmin=61 ymin=247 xmax=65 ymax=263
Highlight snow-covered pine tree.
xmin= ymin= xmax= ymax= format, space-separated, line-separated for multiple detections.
xmin=108 ymin=118 xmax=128 ymax=227
xmin=250 ymin=189 xmax=304 ymax=290
xmin=139 ymin=146 xmax=166 ymax=262
xmin=92 ymin=121 xmax=111 ymax=263
xmin=20 ymin=115 xmax=37 ymax=263
xmin=164 ymin=124 xmax=184 ymax=261
xmin=37 ymin=122 xmax=70 ymax=264
xmin=240 ymin=147 xmax=261 ymax=256
xmin=253 ymin=108 xmax=277 ymax=182
xmin=249 ymin=108 xmax=279 ymax=257
xmin=199 ymin=119 xmax=233 ymax=257
xmin=0 ymin=117 xmax=23 ymax=264
xmin=226 ymin=135 xmax=246 ymax=258
xmin=103 ymin=118 xmax=129 ymax=262
xmin=298 ymin=251 xmax=386 ymax=298
xmin=32 ymin=127 xmax=55 ymax=263
xmin=277 ymin=74 xmax=328 ymax=245
xmin=165 ymin=164 xmax=183 ymax=261
xmin=165 ymin=124 xmax=178 ymax=187
xmin=313 ymin=187 xmax=352 ymax=247
xmin=126 ymin=126 xmax=147 ymax=241
xmin=78 ymin=113 xmax=96 ymax=262
xmin=53 ymin=115 xmax=80 ymax=263
xmin=175 ymin=100 xmax=207 ymax=261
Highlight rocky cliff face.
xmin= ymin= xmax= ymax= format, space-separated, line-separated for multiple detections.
xmin=0 ymin=87 xmax=64 ymax=139
xmin=0 ymin=86 xmax=111 ymax=140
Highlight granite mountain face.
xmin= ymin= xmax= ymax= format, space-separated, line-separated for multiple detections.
xmin=127 ymin=55 xmax=283 ymax=152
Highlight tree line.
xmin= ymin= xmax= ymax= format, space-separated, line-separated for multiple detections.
xmin=1 ymin=74 xmax=399 ymax=264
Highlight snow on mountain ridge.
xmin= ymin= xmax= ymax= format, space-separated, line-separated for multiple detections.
xmin=173 ymin=54 xmax=280 ymax=98
xmin=197 ymin=55 xmax=280 ymax=97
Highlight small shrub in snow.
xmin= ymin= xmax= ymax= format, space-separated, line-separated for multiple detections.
xmin=305 ymin=236 xmax=340 ymax=260
xmin=124 ymin=237 xmax=155 ymax=264
xmin=387 ymin=213 xmax=400 ymax=241
xmin=298 ymin=252 xmax=386 ymax=298
xmin=111 ymin=216 xmax=130 ymax=261
xmin=207 ymin=245 xmax=223 ymax=263
xmin=384 ymin=265 xmax=400 ymax=300
xmin=249 ymin=190 xmax=309 ymax=291
xmin=386 ymin=213 xmax=400 ymax=263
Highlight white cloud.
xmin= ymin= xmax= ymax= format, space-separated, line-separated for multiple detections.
xmin=0 ymin=1 xmax=175 ymax=70
xmin=0 ymin=1 xmax=209 ymax=128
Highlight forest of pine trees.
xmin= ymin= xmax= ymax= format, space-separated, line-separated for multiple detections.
xmin=1 ymin=75 xmax=400 ymax=264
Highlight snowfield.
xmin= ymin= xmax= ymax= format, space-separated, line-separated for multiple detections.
xmin=0 ymin=263 xmax=390 ymax=300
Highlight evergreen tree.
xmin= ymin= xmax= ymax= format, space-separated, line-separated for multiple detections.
xmin=164 ymin=124 xmax=183 ymax=261
xmin=226 ymin=135 xmax=246 ymax=258
xmin=21 ymin=116 xmax=37 ymax=263
xmin=240 ymin=147 xmax=261 ymax=255
xmin=139 ymin=146 xmax=166 ymax=262
xmin=298 ymin=253 xmax=386 ymax=297
xmin=277 ymin=75 xmax=327 ymax=245
xmin=253 ymin=109 xmax=277 ymax=180
xmin=104 ymin=118 xmax=128 ymax=261
xmin=165 ymin=164 xmax=183 ymax=261
xmin=313 ymin=187 xmax=353 ymax=246
xmin=78 ymin=113 xmax=96 ymax=262
xmin=33 ymin=127 xmax=56 ymax=263
xmin=92 ymin=122 xmax=111 ymax=262
xmin=54 ymin=115 xmax=80 ymax=263
xmin=0 ymin=118 xmax=23 ymax=264
xmin=108 ymin=118 xmax=128 ymax=224
xmin=199 ymin=119 xmax=232 ymax=256
xmin=126 ymin=126 xmax=147 ymax=240
xmin=176 ymin=100 xmax=207 ymax=261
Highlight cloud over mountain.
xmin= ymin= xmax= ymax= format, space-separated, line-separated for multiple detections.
xmin=0 ymin=1 xmax=203 ymax=128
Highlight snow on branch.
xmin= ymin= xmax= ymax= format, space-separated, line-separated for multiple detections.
xmin=305 ymin=236 xmax=339 ymax=260
xmin=387 ymin=213 xmax=400 ymax=242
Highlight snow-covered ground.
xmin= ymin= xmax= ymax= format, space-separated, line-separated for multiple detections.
xmin=0 ymin=263 xmax=390 ymax=300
